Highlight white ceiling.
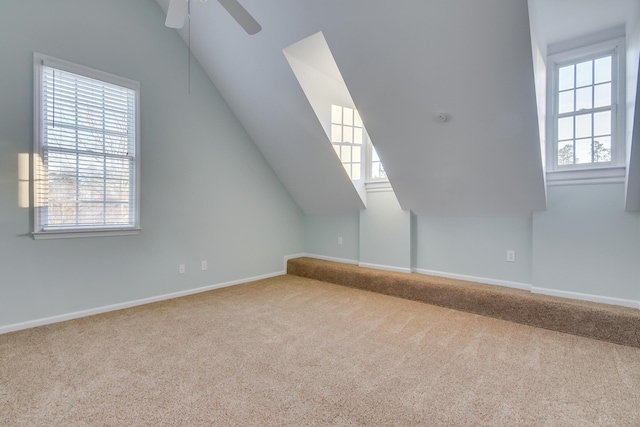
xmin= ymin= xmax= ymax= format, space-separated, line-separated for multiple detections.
xmin=154 ymin=0 xmax=638 ymax=215
xmin=529 ymin=0 xmax=637 ymax=48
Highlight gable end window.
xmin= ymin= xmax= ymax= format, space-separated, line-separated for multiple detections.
xmin=547 ymin=38 xmax=625 ymax=184
xmin=33 ymin=53 xmax=141 ymax=239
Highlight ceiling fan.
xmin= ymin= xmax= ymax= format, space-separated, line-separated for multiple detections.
xmin=165 ymin=0 xmax=262 ymax=35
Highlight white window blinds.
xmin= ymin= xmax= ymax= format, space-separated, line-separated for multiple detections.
xmin=34 ymin=54 xmax=140 ymax=237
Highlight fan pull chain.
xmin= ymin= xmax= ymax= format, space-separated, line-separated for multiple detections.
xmin=188 ymin=0 xmax=191 ymax=94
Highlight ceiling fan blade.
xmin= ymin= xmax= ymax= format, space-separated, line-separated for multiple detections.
xmin=165 ymin=0 xmax=188 ymax=28
xmin=217 ymin=0 xmax=262 ymax=35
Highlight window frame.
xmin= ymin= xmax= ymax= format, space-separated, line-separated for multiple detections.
xmin=32 ymin=53 xmax=141 ymax=239
xmin=546 ymin=37 xmax=625 ymax=185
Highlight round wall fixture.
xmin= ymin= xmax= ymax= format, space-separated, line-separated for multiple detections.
xmin=435 ymin=113 xmax=448 ymax=123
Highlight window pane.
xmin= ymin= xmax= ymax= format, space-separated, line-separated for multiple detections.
xmin=78 ymin=177 xmax=105 ymax=201
xmin=331 ymin=124 xmax=342 ymax=143
xmin=352 ymin=146 xmax=361 ymax=163
xmin=332 ymin=144 xmax=340 ymax=157
xmin=558 ymin=90 xmax=574 ymax=114
xmin=351 ymin=163 xmax=361 ymax=180
xmin=45 ymin=126 xmax=77 ymax=150
xmin=594 ymin=83 xmax=611 ymax=108
xmin=343 ymin=126 xmax=353 ymax=143
xmin=343 ymin=107 xmax=353 ymax=126
xmin=575 ymin=60 xmax=593 ymax=87
xmin=558 ymin=140 xmax=574 ymax=165
xmin=341 ymin=146 xmax=351 ymax=162
xmin=594 ymin=136 xmax=611 ymax=162
xmin=371 ymin=161 xmax=386 ymax=180
xmin=558 ymin=65 xmax=575 ymax=90
xmin=48 ymin=199 xmax=77 ymax=225
xmin=575 ymin=138 xmax=592 ymax=164
xmin=575 ymin=114 xmax=592 ymax=139
xmin=78 ymin=154 xmax=104 ymax=180
xmin=558 ymin=116 xmax=573 ymax=141
xmin=593 ymin=111 xmax=611 ymax=136
xmin=331 ymin=105 xmax=342 ymax=124
xmin=106 ymin=203 xmax=130 ymax=224
xmin=77 ymin=202 xmax=104 ymax=225
xmin=106 ymin=179 xmax=130 ymax=202
xmin=575 ymin=87 xmax=592 ymax=110
xmin=354 ymin=110 xmax=363 ymax=127
xmin=594 ymin=56 xmax=612 ymax=84
xmin=354 ymin=127 xmax=363 ymax=145
xmin=105 ymin=134 xmax=130 ymax=156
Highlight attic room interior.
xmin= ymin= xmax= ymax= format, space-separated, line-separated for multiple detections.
xmin=1 ymin=0 xmax=640 ymax=424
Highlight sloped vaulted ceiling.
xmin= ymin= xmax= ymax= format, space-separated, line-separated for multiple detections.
xmin=155 ymin=0 xmax=547 ymax=215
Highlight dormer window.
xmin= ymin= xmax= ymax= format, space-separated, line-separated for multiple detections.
xmin=547 ymin=37 xmax=625 ymax=184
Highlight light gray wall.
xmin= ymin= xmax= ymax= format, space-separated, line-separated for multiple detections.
xmin=532 ymin=183 xmax=640 ymax=301
xmin=359 ymin=191 xmax=411 ymax=271
xmin=303 ymin=213 xmax=359 ymax=262
xmin=416 ymin=215 xmax=533 ymax=285
xmin=305 ymin=184 xmax=640 ymax=305
xmin=0 ymin=0 xmax=303 ymax=328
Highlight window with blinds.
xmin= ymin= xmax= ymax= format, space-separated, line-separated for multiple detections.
xmin=33 ymin=53 xmax=140 ymax=238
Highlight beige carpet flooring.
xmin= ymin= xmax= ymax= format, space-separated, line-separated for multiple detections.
xmin=2 ymin=274 xmax=640 ymax=426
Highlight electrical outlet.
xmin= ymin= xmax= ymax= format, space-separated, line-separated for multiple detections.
xmin=338 ymin=236 xmax=343 ymax=245
xmin=201 ymin=260 xmax=207 ymax=271
xmin=506 ymin=250 xmax=516 ymax=263
xmin=179 ymin=264 xmax=185 ymax=274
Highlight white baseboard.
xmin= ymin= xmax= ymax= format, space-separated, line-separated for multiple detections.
xmin=295 ymin=253 xmax=359 ymax=265
xmin=359 ymin=262 xmax=412 ymax=274
xmin=0 ymin=270 xmax=285 ymax=336
xmin=413 ymin=268 xmax=532 ymax=291
xmin=531 ymin=286 xmax=640 ymax=309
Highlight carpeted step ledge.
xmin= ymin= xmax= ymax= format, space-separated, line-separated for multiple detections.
xmin=287 ymin=257 xmax=640 ymax=348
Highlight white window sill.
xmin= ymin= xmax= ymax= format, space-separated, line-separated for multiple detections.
xmin=365 ymin=180 xmax=393 ymax=192
xmin=546 ymin=166 xmax=625 ymax=186
xmin=33 ymin=228 xmax=141 ymax=240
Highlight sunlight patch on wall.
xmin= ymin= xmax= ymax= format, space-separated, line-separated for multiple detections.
xmin=18 ymin=153 xmax=30 ymax=208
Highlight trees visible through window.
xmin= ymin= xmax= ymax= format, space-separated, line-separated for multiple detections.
xmin=556 ymin=55 xmax=612 ymax=165
xmin=33 ymin=53 xmax=140 ymax=238
xmin=549 ymin=38 xmax=623 ymax=173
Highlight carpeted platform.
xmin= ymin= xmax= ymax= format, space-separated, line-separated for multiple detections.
xmin=287 ymin=257 xmax=640 ymax=348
